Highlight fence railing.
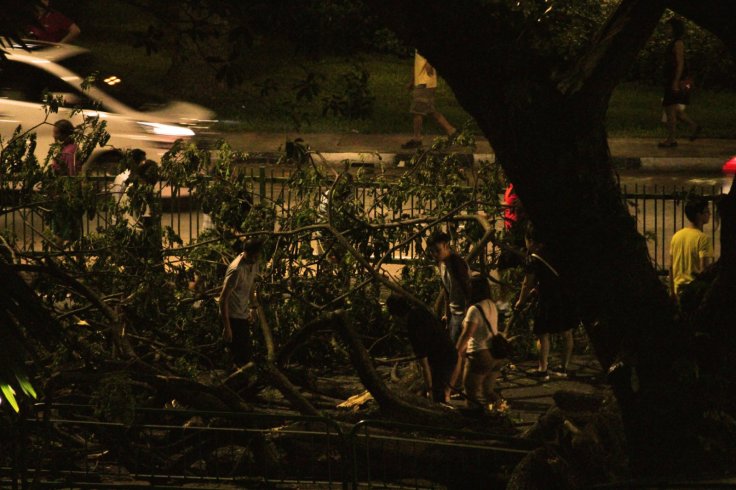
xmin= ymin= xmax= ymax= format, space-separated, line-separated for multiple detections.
xmin=622 ymin=184 xmax=723 ymax=272
xmin=0 ymin=168 xmax=724 ymax=271
xmin=1 ymin=404 xmax=534 ymax=489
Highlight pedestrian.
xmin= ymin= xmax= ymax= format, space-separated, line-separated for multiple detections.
xmin=134 ymin=159 xmax=163 ymax=264
xmin=386 ymin=293 xmax=458 ymax=403
xmin=401 ymin=50 xmax=457 ymax=149
xmin=515 ymin=223 xmax=577 ymax=380
xmin=659 ymin=18 xmax=701 ymax=148
xmin=451 ymin=276 xmax=508 ymax=411
xmin=427 ymin=230 xmax=471 ymax=344
xmin=46 ymin=119 xmax=83 ymax=242
xmin=670 ymin=195 xmax=713 ymax=300
xmin=111 ymin=149 xmax=147 ymax=225
xmin=28 ymin=0 xmax=81 ymax=44
xmin=50 ymin=119 xmax=80 ymax=176
xmin=315 ymin=173 xmax=354 ymax=259
xmin=219 ymin=239 xmax=263 ymax=367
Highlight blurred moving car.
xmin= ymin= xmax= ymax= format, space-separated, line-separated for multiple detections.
xmin=0 ymin=40 xmax=217 ymax=170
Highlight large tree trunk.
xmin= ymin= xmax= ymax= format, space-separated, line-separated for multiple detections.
xmin=367 ymin=0 xmax=736 ymax=477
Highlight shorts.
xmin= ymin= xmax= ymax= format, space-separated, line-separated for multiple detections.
xmin=409 ymin=85 xmax=436 ymax=116
xmin=466 ymin=349 xmax=495 ymax=375
xmin=662 ymin=87 xmax=690 ymax=107
xmin=228 ymin=317 xmax=254 ymax=365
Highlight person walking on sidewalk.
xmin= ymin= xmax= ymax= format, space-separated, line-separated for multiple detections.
xmin=401 ymin=51 xmax=457 ymax=149
xmin=515 ymin=223 xmax=577 ymax=381
xmin=670 ymin=196 xmax=713 ymax=300
xmin=659 ymin=18 xmax=701 ymax=148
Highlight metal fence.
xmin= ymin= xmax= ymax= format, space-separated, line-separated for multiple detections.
xmin=1 ymin=404 xmax=534 ymax=489
xmin=0 ymin=168 xmax=724 ymax=270
xmin=622 ymin=184 xmax=723 ymax=272
xmin=347 ymin=419 xmax=535 ymax=489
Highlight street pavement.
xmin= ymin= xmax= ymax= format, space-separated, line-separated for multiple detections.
xmin=496 ymin=355 xmax=608 ymax=428
xmin=221 ymin=132 xmax=736 ymax=173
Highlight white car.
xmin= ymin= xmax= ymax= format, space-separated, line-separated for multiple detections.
xmin=0 ymin=40 xmax=216 ymax=170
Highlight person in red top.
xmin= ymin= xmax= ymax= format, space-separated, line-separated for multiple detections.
xmin=50 ymin=119 xmax=80 ymax=176
xmin=28 ymin=0 xmax=81 ymax=44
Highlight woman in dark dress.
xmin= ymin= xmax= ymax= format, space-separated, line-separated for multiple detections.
xmin=515 ymin=224 xmax=577 ymax=380
xmin=659 ymin=18 xmax=701 ymax=148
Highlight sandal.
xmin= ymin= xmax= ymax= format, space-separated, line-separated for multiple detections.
xmin=657 ymin=140 xmax=678 ymax=148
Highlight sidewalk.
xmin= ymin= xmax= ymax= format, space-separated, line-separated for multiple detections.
xmin=221 ymin=132 xmax=736 ymax=173
xmin=497 ymin=355 xmax=608 ymax=427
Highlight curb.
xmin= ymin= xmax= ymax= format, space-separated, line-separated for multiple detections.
xmin=239 ymin=151 xmax=727 ymax=173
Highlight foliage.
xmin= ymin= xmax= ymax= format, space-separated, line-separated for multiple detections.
xmin=1 ymin=117 xmax=519 ymax=411
xmin=322 ymin=64 xmax=375 ymax=119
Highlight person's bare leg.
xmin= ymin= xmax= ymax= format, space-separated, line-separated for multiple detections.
xmin=431 ymin=112 xmax=456 ymax=135
xmin=662 ymin=105 xmax=678 ymax=143
xmin=412 ymin=114 xmax=424 ymax=141
xmin=561 ymin=329 xmax=574 ymax=369
xmin=676 ymin=108 xmax=698 ymax=132
xmin=463 ymin=365 xmax=483 ymax=408
xmin=538 ymin=333 xmax=550 ymax=371
xmin=483 ymin=369 xmax=501 ymax=404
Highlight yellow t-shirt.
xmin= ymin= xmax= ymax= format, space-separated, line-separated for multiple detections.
xmin=414 ymin=52 xmax=437 ymax=88
xmin=670 ymin=227 xmax=713 ymax=295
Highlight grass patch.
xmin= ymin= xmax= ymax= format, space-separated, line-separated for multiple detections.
xmin=607 ymin=82 xmax=736 ymax=138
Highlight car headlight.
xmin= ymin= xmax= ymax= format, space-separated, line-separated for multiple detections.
xmin=136 ymin=122 xmax=195 ymax=137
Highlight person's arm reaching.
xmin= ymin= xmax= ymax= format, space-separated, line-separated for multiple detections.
xmin=60 ymin=22 xmax=80 ymax=44
xmin=449 ymin=317 xmax=478 ymax=391
xmin=515 ymin=271 xmax=536 ymax=309
xmin=424 ymin=61 xmax=435 ymax=78
xmin=672 ymin=40 xmax=685 ymax=92
xmin=419 ymin=357 xmax=433 ymax=398
xmin=669 ymin=254 xmax=677 ymax=300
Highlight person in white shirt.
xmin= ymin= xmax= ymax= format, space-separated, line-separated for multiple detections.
xmin=219 ymin=239 xmax=263 ymax=366
xmin=452 ymin=276 xmax=507 ymax=410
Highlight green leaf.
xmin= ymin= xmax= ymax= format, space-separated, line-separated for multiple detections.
xmin=1 ymin=384 xmax=19 ymax=412
xmin=16 ymin=375 xmax=37 ymax=399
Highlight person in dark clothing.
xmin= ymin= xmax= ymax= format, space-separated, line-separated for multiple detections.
xmin=515 ymin=223 xmax=577 ymax=380
xmin=659 ymin=18 xmax=700 ymax=148
xmin=387 ymin=293 xmax=458 ymax=403
xmin=427 ymin=230 xmax=471 ymax=344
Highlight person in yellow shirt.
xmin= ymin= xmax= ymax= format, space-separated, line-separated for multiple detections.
xmin=670 ymin=196 xmax=713 ymax=299
xmin=401 ymin=51 xmax=457 ymax=149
